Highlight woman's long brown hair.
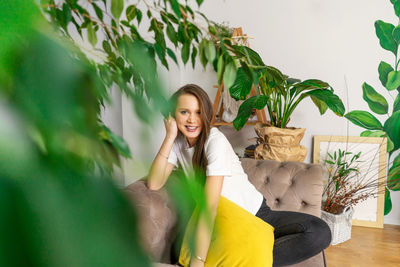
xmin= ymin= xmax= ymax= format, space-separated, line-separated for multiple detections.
xmin=170 ymin=84 xmax=213 ymax=176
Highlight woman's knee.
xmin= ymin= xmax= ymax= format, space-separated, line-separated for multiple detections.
xmin=308 ymin=217 xmax=332 ymax=249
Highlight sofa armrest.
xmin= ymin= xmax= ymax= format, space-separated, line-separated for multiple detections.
xmin=124 ymin=180 xmax=177 ymax=262
xmin=241 ymin=158 xmax=323 ymax=218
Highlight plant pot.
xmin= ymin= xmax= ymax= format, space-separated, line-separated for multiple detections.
xmin=254 ymin=123 xmax=307 ymax=162
xmin=321 ymin=207 xmax=354 ymax=245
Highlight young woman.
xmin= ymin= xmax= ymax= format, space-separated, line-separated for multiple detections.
xmin=147 ymin=84 xmax=331 ymax=267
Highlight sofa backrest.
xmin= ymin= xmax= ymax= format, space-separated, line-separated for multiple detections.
xmin=240 ymin=158 xmax=323 ymax=217
xmin=124 ymin=181 xmax=177 ymax=262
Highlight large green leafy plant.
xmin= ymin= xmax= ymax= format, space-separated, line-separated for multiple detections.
xmin=0 ymin=0 xmax=216 ymax=265
xmin=344 ymin=0 xmax=400 ymax=215
xmin=0 ymin=1 xmax=153 ymax=266
xmin=227 ymin=51 xmax=345 ymax=130
xmin=40 ymin=0 xmax=247 ymax=123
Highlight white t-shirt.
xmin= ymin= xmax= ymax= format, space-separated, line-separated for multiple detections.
xmin=167 ymin=127 xmax=263 ymax=215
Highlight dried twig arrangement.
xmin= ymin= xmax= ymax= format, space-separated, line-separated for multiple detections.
xmin=322 ymin=149 xmax=387 ymax=214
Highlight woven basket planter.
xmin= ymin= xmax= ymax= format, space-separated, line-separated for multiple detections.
xmin=321 ymin=207 xmax=354 ymax=245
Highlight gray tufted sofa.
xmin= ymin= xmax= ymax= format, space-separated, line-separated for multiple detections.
xmin=124 ymin=158 xmax=326 ymax=267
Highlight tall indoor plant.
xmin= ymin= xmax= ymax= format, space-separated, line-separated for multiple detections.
xmin=344 ymin=0 xmax=400 ymax=215
xmin=227 ymin=52 xmax=345 ymax=161
xmin=0 ymin=0 xmax=234 ymax=265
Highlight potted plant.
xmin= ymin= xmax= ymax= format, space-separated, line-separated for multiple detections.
xmin=344 ymin=0 xmax=400 ymax=216
xmin=228 ymin=56 xmax=345 ymax=161
xmin=321 ymin=149 xmax=383 ymax=245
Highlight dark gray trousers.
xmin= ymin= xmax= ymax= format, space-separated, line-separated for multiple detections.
xmin=255 ymin=199 xmax=331 ymax=267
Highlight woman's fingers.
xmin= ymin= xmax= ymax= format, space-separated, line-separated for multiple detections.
xmin=164 ymin=115 xmax=178 ymax=139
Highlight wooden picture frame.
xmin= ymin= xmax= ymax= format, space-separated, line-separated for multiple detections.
xmin=313 ymin=136 xmax=387 ymax=228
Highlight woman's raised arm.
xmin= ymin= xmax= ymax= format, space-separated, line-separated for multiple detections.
xmin=147 ymin=116 xmax=178 ymax=190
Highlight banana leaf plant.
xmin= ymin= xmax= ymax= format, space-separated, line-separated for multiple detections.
xmin=344 ymin=0 xmax=400 ymax=215
xmin=227 ymin=49 xmax=345 ymax=130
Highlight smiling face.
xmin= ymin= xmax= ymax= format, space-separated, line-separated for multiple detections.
xmin=174 ymin=93 xmax=203 ymax=147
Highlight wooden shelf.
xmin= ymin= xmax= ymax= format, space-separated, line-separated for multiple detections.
xmin=210 ymin=27 xmax=268 ymax=128
xmin=211 ymin=82 xmax=267 ymax=127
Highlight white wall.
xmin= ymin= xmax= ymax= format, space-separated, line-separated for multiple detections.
xmin=114 ymin=0 xmax=400 ymax=224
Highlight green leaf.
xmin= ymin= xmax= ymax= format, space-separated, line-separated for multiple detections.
xmin=395 ymin=1 xmax=400 ymax=17
xmin=166 ymin=23 xmax=178 ymax=47
xmin=177 ymin=24 xmax=185 ymax=43
xmin=388 ymin=154 xmax=400 ymax=191
xmin=217 ymin=54 xmax=224 ymax=83
xmin=196 ymin=0 xmax=204 ymax=6
xmin=306 ymin=89 xmax=345 ymax=116
xmin=154 ymin=43 xmax=168 ymax=69
xmin=0 ymin=175 xmax=152 ymax=267
xmin=92 ymin=2 xmax=104 ymax=20
xmin=378 ymin=61 xmax=393 ymax=87
xmin=198 ymin=39 xmax=208 ymax=69
xmin=293 ymin=79 xmax=330 ymax=93
xmin=233 ymin=95 xmax=269 ymax=130
xmin=360 ymin=130 xmax=394 ymax=152
xmin=136 ymin=9 xmax=143 ymax=24
xmin=87 ymin=22 xmax=97 ymax=47
xmin=394 ymin=94 xmax=400 ymax=113
xmin=384 ymin=187 xmax=392 ymax=215
xmin=344 ymin=110 xmax=383 ymax=130
xmin=229 ymin=67 xmax=253 ymax=101
xmin=100 ymin=125 xmax=131 ymax=158
xmin=111 ymin=0 xmax=124 ymax=20
xmin=169 ymin=0 xmax=181 ymax=19
xmin=191 ymin=46 xmax=197 ymax=69
xmin=165 ymin=12 xmax=178 ymax=24
xmin=310 ymin=96 xmax=328 ymax=114
xmin=181 ymin=41 xmax=190 ymax=64
xmin=166 ymin=48 xmax=178 ymax=64
xmin=264 ymin=66 xmax=285 ymax=86
xmin=223 ymin=61 xmax=237 ymax=90
xmin=393 ymin=152 xmax=400 ymax=167
xmin=154 ymin=30 xmax=166 ymax=50
xmin=204 ymin=40 xmax=216 ymax=64
xmin=362 ymin=82 xmax=388 ymax=114
xmin=62 ymin=3 xmax=72 ymax=28
xmin=384 ymin=110 xmax=400 ymax=150
xmin=240 ymin=61 xmax=254 ymax=82
xmin=208 ymin=25 xmax=216 ymax=35
xmin=233 ymin=45 xmax=265 ymax=66
xmin=393 ymin=25 xmax=400 ymax=43
xmin=375 ymin=20 xmax=398 ymax=55
xmin=386 ymin=70 xmax=400 ymax=90
xmin=126 ymin=5 xmax=136 ymax=21
xmin=102 ymin=40 xmax=112 ymax=54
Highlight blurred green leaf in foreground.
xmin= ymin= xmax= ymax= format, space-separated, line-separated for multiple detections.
xmin=0 ymin=0 xmax=151 ymax=266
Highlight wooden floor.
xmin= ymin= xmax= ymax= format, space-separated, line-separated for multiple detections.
xmin=325 ymin=224 xmax=400 ymax=267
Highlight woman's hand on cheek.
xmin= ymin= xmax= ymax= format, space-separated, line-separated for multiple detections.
xmin=163 ymin=115 xmax=178 ymax=140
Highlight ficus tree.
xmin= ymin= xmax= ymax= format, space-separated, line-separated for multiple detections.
xmin=344 ymin=0 xmax=400 ymax=215
xmin=0 ymin=0 xmax=218 ymax=265
xmin=1 ymin=0 xmax=275 ymax=265
xmin=40 ymin=0 xmax=250 ymax=120
xmin=39 ymin=0 xmax=272 ymax=167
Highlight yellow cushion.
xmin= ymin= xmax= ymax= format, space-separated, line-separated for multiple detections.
xmin=179 ymin=196 xmax=274 ymax=267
